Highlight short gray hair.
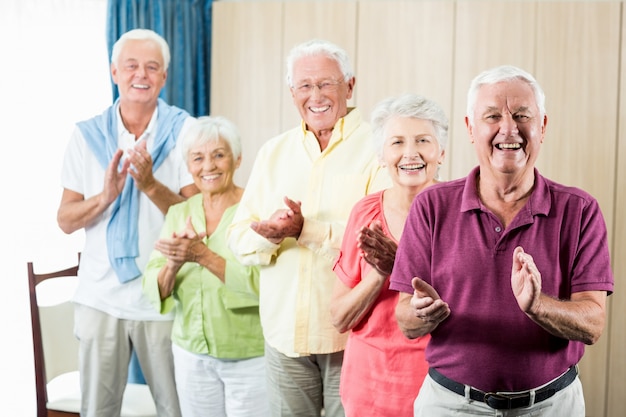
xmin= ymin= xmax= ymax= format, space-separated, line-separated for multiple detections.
xmin=466 ymin=65 xmax=546 ymax=125
xmin=111 ymin=29 xmax=171 ymax=71
xmin=181 ymin=116 xmax=242 ymax=164
xmin=370 ymin=93 xmax=448 ymax=159
xmin=286 ymin=39 xmax=353 ymax=87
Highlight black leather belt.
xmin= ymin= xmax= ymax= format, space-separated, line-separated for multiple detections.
xmin=428 ymin=366 xmax=578 ymax=410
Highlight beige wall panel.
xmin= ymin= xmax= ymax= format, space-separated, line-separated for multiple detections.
xmin=534 ymin=3 xmax=620 ymax=416
xmin=356 ymin=1 xmax=455 ymax=180
xmin=606 ymin=6 xmax=626 ymax=416
xmin=211 ymin=1 xmax=284 ymax=185
xmin=452 ymin=1 xmax=537 ymax=180
xmin=534 ymin=2 xmax=618 ymax=221
xmin=280 ymin=1 xmax=359 ymax=131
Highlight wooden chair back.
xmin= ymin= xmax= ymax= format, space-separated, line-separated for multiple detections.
xmin=27 ymin=254 xmax=80 ymax=417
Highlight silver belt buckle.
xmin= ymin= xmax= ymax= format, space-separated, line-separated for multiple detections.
xmin=484 ymin=392 xmax=529 ymax=409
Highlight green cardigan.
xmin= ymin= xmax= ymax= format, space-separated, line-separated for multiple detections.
xmin=143 ymin=194 xmax=263 ymax=358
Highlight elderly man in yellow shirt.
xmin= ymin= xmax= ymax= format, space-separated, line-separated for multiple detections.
xmin=227 ymin=39 xmax=389 ymax=417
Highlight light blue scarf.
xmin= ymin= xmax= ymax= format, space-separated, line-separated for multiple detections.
xmin=78 ymin=98 xmax=189 ymax=283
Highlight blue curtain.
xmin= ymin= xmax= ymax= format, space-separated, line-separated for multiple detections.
xmin=106 ymin=0 xmax=212 ymax=117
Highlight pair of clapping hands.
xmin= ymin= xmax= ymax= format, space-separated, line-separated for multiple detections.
xmin=359 ymin=221 xmax=541 ymax=328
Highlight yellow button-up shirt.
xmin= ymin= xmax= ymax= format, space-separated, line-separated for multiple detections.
xmin=227 ymin=108 xmax=390 ymax=357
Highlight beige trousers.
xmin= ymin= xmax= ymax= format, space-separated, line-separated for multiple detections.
xmin=74 ymin=303 xmax=181 ymax=417
xmin=414 ymin=373 xmax=585 ymax=417
xmin=264 ymin=341 xmax=345 ymax=417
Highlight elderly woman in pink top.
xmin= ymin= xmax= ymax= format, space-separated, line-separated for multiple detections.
xmin=331 ymin=93 xmax=448 ymax=417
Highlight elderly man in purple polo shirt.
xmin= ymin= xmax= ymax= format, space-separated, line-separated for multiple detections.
xmin=390 ymin=65 xmax=614 ymax=416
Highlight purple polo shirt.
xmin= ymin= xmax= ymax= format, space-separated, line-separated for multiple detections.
xmin=389 ymin=167 xmax=614 ymax=392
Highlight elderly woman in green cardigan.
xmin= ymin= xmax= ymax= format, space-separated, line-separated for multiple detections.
xmin=143 ymin=116 xmax=268 ymax=417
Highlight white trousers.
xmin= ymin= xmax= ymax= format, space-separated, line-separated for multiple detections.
xmin=414 ymin=373 xmax=585 ymax=417
xmin=172 ymin=343 xmax=269 ymax=417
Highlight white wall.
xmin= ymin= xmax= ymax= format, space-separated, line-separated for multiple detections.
xmin=0 ymin=0 xmax=110 ymax=414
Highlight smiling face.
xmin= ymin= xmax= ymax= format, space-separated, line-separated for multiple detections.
xmin=382 ymin=116 xmax=444 ymax=192
xmin=466 ymin=79 xmax=547 ymax=179
xmin=186 ymin=138 xmax=241 ymax=197
xmin=289 ymin=54 xmax=354 ymax=139
xmin=110 ymin=39 xmax=167 ymax=106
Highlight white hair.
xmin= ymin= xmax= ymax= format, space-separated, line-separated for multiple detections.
xmin=111 ymin=29 xmax=171 ymax=71
xmin=466 ymin=65 xmax=546 ymax=125
xmin=285 ymin=39 xmax=353 ymax=87
xmin=181 ymin=116 xmax=242 ymax=164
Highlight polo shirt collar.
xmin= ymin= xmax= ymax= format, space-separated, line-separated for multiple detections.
xmin=460 ymin=166 xmax=551 ymax=218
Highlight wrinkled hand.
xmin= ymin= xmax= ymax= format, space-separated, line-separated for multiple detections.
xmin=251 ymin=197 xmax=304 ymax=244
xmin=127 ymin=140 xmax=156 ymax=193
xmin=154 ymin=216 xmax=207 ymax=267
xmin=410 ymin=277 xmax=450 ymax=324
xmin=358 ymin=220 xmax=397 ymax=276
xmin=511 ymin=246 xmax=542 ymax=314
xmin=102 ymin=149 xmax=130 ymax=206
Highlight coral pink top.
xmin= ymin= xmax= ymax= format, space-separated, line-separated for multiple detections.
xmin=334 ymin=191 xmax=429 ymax=417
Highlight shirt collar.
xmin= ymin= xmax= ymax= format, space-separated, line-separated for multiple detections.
xmin=116 ymin=103 xmax=159 ymax=142
xmin=299 ymin=107 xmax=361 ymax=145
xmin=460 ymin=166 xmax=551 ymax=217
